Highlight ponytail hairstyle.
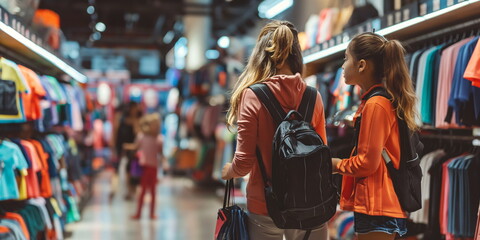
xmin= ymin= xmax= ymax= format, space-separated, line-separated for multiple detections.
xmin=349 ymin=32 xmax=419 ymax=131
xmin=226 ymin=20 xmax=303 ymax=128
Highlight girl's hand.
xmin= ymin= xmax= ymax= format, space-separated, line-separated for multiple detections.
xmin=332 ymin=158 xmax=342 ymax=172
xmin=222 ymin=163 xmax=233 ymax=180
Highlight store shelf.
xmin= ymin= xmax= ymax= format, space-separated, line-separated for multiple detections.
xmin=303 ymin=0 xmax=480 ymax=71
xmin=0 ymin=10 xmax=87 ymax=83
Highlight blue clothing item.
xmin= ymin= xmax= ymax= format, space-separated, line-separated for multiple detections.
xmin=353 ymin=212 xmax=407 ymax=237
xmin=457 ymin=37 xmax=479 ymax=103
xmin=0 ymin=141 xmax=29 ymax=201
xmin=0 ymin=219 xmax=27 ymax=240
xmin=448 ymin=37 xmax=480 ymax=125
xmin=0 ymin=231 xmax=15 ymax=240
xmin=10 ymin=139 xmax=32 ymax=168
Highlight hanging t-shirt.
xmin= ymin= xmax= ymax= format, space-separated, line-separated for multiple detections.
xmin=436 ymin=37 xmax=473 ymax=128
xmin=421 ymin=45 xmax=443 ymax=125
xmin=18 ymin=65 xmax=46 ymax=121
xmin=415 ymin=47 xmax=437 ymax=126
xmin=20 ymin=140 xmax=43 ymax=198
xmin=0 ymin=58 xmax=29 ymax=123
xmin=449 ymin=37 xmax=480 ymax=126
xmin=0 ymin=141 xmax=29 ymax=201
xmin=462 ymin=37 xmax=480 ymax=119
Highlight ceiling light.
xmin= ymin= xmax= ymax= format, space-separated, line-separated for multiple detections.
xmin=87 ymin=6 xmax=95 ymax=15
xmin=95 ymin=22 xmax=106 ymax=32
xmin=217 ymin=36 xmax=230 ymax=48
xmin=258 ymin=0 xmax=293 ymax=19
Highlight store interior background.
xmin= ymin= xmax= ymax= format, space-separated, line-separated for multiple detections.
xmin=0 ymin=0 xmax=479 ymax=239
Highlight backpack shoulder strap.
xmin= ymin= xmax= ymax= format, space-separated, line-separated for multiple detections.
xmin=297 ymin=86 xmax=317 ymax=123
xmin=249 ymin=83 xmax=286 ymax=125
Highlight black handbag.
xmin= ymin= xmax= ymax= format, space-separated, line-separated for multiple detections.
xmin=214 ymin=179 xmax=249 ymax=240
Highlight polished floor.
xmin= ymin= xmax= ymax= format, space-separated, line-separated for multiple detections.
xmin=66 ymin=169 xmax=222 ymax=240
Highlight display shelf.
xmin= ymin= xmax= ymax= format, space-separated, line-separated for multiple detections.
xmin=303 ymin=0 xmax=480 ymax=75
xmin=0 ymin=8 xmax=87 ymax=83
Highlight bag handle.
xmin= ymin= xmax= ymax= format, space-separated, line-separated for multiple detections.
xmin=223 ymin=179 xmax=235 ymax=209
xmin=284 ymin=110 xmax=304 ymax=121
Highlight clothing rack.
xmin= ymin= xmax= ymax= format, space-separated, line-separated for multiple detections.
xmin=404 ymin=17 xmax=480 ymax=47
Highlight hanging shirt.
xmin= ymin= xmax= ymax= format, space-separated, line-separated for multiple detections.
xmin=463 ymin=39 xmax=480 ymax=119
xmin=449 ymin=37 xmax=480 ymax=126
xmin=18 ymin=65 xmax=46 ymax=121
xmin=415 ymin=47 xmax=437 ymax=126
xmin=421 ymin=45 xmax=443 ymax=125
xmin=20 ymin=140 xmax=43 ymax=198
xmin=0 ymin=141 xmax=29 ymax=201
xmin=0 ymin=58 xmax=29 ymax=123
xmin=410 ymin=149 xmax=446 ymax=224
xmin=436 ymin=38 xmax=474 ymax=128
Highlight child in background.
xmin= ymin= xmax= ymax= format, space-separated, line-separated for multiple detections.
xmin=125 ymin=113 xmax=164 ymax=220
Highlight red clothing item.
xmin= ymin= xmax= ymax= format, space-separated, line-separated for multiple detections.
xmin=336 ymin=84 xmax=407 ymax=218
xmin=229 ymin=74 xmax=327 ymax=215
xmin=4 ymin=212 xmax=30 ymax=240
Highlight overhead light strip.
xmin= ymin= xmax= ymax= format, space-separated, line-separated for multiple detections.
xmin=304 ymin=0 xmax=479 ymax=64
xmin=0 ymin=20 xmax=87 ymax=83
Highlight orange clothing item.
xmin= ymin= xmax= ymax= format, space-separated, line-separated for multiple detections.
xmin=33 ymin=9 xmax=60 ymax=29
xmin=4 ymin=212 xmax=30 ymax=240
xmin=29 ymin=140 xmax=53 ymax=198
xmin=336 ymin=85 xmax=407 ymax=218
xmin=18 ymin=65 xmax=46 ymax=120
xmin=20 ymin=140 xmax=42 ymax=198
xmin=229 ymin=74 xmax=327 ymax=215
xmin=0 ymin=226 xmax=9 ymax=233
xmin=464 ymin=39 xmax=480 ymax=87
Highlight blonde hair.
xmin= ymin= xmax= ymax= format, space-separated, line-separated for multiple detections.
xmin=349 ymin=32 xmax=419 ymax=131
xmin=226 ymin=20 xmax=303 ymax=128
xmin=140 ymin=113 xmax=161 ymax=135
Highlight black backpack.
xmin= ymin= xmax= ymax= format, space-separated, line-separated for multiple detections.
xmin=354 ymin=86 xmax=424 ymax=212
xmin=249 ymin=84 xmax=338 ymax=237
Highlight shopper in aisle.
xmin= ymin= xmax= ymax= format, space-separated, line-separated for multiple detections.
xmin=221 ymin=20 xmax=329 ymax=240
xmin=125 ymin=113 xmax=164 ymax=220
xmin=331 ymin=32 xmax=419 ymax=240
xmin=114 ymin=101 xmax=142 ymax=200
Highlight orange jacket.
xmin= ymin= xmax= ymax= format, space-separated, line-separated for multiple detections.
xmin=336 ymin=84 xmax=407 ymax=218
xmin=229 ymin=74 xmax=327 ymax=215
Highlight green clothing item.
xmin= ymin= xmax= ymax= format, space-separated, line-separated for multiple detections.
xmin=421 ymin=45 xmax=443 ymax=125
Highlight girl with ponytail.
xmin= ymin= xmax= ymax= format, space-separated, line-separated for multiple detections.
xmin=221 ymin=20 xmax=329 ymax=239
xmin=332 ymin=32 xmax=418 ymax=240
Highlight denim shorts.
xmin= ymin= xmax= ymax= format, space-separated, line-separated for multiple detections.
xmin=354 ymin=212 xmax=407 ymax=237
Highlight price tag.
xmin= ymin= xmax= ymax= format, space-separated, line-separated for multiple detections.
xmin=420 ymin=3 xmax=427 ymax=16
xmin=433 ymin=0 xmax=440 ymax=11
xmin=447 ymin=0 xmax=454 ymax=6
xmin=473 ymin=139 xmax=480 ymax=146
xmin=403 ymin=8 xmax=411 ymax=20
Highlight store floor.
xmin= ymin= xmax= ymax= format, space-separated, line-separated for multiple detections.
xmin=66 ymin=169 xmax=220 ymax=240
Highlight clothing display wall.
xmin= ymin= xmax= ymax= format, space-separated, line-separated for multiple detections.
xmin=0 ymin=57 xmax=90 ymax=240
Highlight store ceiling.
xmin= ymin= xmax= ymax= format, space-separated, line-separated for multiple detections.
xmin=39 ymin=0 xmax=260 ymax=52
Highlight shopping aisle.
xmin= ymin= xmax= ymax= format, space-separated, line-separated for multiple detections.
xmin=66 ymin=170 xmax=220 ymax=240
